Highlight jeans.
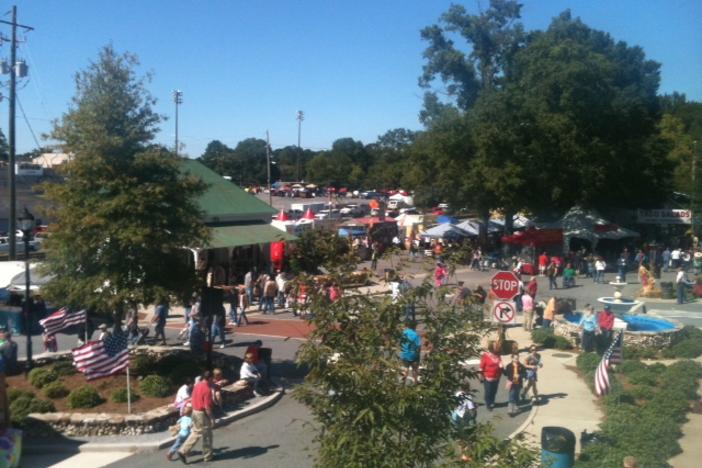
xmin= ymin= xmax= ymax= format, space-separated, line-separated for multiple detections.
xmin=542 ymin=319 xmax=552 ymax=329
xmin=262 ymin=296 xmax=275 ymax=314
xmin=277 ymin=291 xmax=286 ymax=308
xmin=237 ymin=308 xmax=249 ymax=326
xmin=595 ymin=271 xmax=604 ymax=283
xmin=404 ymin=303 xmax=416 ymax=322
xmin=618 ymin=267 xmax=626 ymax=282
xmin=211 ymin=320 xmax=225 ymax=344
xmin=677 ymin=283 xmax=686 ymax=304
xmin=245 ymin=287 xmax=253 ymax=306
xmin=582 ymin=330 xmax=596 ymax=352
xmin=228 ymin=303 xmax=237 ymax=324
xmin=508 ymin=383 xmax=522 ymax=413
xmin=169 ymin=433 xmax=189 ymax=454
xmin=483 ymin=379 xmax=499 ymax=408
xmin=548 ymin=276 xmax=558 ymax=289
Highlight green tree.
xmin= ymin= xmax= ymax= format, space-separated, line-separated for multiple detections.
xmin=507 ymin=11 xmax=672 ymax=212
xmin=294 ymin=265 xmax=535 ymax=466
xmin=42 ymin=46 xmax=208 ymax=321
xmin=365 ymin=128 xmax=417 ymax=190
xmin=288 ymin=229 xmax=351 ymax=275
xmin=0 ymin=129 xmax=9 ymax=162
xmin=200 ymin=137 xmax=279 ymax=186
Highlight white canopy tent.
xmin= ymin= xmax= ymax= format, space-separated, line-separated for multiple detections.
xmin=422 ymin=224 xmax=474 ymax=239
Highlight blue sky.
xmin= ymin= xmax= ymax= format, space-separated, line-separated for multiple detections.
xmin=5 ymin=0 xmax=702 ymax=158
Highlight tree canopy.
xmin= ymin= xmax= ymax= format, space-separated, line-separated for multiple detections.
xmin=42 ymin=46 xmax=208 ymax=318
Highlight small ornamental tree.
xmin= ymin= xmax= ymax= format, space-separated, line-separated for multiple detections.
xmin=294 ymin=258 xmax=535 ymax=466
xmin=42 ymin=46 xmax=208 ymax=322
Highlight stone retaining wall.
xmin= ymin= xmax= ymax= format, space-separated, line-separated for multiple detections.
xmin=26 ymin=381 xmax=252 ymax=437
xmin=553 ymin=315 xmax=685 ymax=349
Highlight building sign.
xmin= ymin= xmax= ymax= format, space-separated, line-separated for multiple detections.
xmin=637 ymin=209 xmax=692 ymax=225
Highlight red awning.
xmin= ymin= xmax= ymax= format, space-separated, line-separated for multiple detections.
xmin=501 ymin=228 xmax=563 ymax=246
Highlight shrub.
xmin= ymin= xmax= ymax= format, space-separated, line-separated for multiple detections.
xmin=8 ymin=388 xmax=34 ymax=403
xmin=576 ymin=352 xmax=601 ymax=374
xmin=52 ymin=360 xmax=77 ymax=376
xmin=139 ymin=375 xmax=172 ymax=398
xmin=662 ymin=339 xmax=702 ymax=359
xmin=530 ymin=328 xmax=556 ymax=348
xmin=629 ymin=385 xmax=656 ymax=401
xmin=111 ymin=387 xmax=141 ymax=403
xmin=28 ymin=367 xmax=58 ymax=389
xmin=553 ymin=336 xmax=573 ymax=350
xmin=10 ymin=395 xmax=55 ymax=426
xmin=131 ymin=354 xmax=156 ymax=376
xmin=627 ymin=368 xmax=658 ymax=387
xmin=43 ymin=381 xmax=69 ymax=399
xmin=67 ymin=385 xmax=102 ymax=409
xmin=624 ymin=345 xmax=658 ymax=360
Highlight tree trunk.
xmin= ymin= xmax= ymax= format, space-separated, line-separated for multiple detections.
xmin=479 ymin=208 xmax=490 ymax=249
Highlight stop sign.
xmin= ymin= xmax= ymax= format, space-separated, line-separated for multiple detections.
xmin=490 ymin=271 xmax=521 ymax=300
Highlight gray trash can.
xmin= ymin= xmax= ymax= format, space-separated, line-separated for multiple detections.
xmin=541 ymin=426 xmax=575 ymax=468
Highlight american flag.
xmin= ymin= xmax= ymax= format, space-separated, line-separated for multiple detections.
xmin=595 ymin=330 xmax=624 ymax=396
xmin=39 ymin=308 xmax=87 ymax=336
xmin=72 ymin=331 xmax=129 ymax=380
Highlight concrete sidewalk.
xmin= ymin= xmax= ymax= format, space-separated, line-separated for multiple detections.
xmin=501 ymin=327 xmax=604 ymax=454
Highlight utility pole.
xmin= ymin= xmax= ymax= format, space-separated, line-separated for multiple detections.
xmin=1 ymin=7 xmax=33 ymax=260
xmin=173 ymin=90 xmax=183 ymax=157
xmin=296 ymin=110 xmax=304 ymax=181
xmin=266 ymin=130 xmax=272 ymax=206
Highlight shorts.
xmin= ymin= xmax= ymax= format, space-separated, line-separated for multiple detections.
xmin=402 ymin=358 xmax=419 ymax=369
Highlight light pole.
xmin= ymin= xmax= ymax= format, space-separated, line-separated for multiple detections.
xmin=18 ymin=207 xmax=35 ymax=374
xmin=173 ymin=90 xmax=183 ymax=157
xmin=296 ymin=110 xmax=304 ymax=181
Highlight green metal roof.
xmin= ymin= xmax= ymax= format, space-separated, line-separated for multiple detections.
xmin=180 ymin=159 xmax=277 ymax=221
xmin=207 ymin=223 xmax=296 ymax=249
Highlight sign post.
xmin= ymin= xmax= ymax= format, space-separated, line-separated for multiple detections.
xmin=490 ymin=271 xmax=522 ymax=353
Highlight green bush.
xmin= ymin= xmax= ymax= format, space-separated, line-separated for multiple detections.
xmin=10 ymin=395 xmax=55 ymax=426
xmin=164 ymin=357 xmax=203 ymax=385
xmin=43 ymin=381 xmax=69 ymax=399
xmin=111 ymin=387 xmax=141 ymax=403
xmin=553 ymin=336 xmax=573 ymax=350
xmin=576 ymin=352 xmax=601 ymax=374
xmin=52 ymin=360 xmax=77 ymax=376
xmin=131 ymin=354 xmax=156 ymax=376
xmin=139 ymin=375 xmax=172 ymax=398
xmin=662 ymin=339 xmax=702 ymax=359
xmin=8 ymin=388 xmax=34 ymax=403
xmin=67 ymin=385 xmax=102 ymax=409
xmin=628 ymin=385 xmax=656 ymax=401
xmin=624 ymin=345 xmax=658 ymax=360
xmin=28 ymin=367 xmax=59 ymax=389
xmin=530 ymin=328 xmax=556 ymax=348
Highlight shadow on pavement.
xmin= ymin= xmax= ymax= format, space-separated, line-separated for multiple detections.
xmin=212 ymin=444 xmax=281 ymax=460
xmin=538 ymin=392 xmax=568 ymax=404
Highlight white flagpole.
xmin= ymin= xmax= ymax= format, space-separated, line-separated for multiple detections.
xmin=126 ymin=363 xmax=132 ymax=414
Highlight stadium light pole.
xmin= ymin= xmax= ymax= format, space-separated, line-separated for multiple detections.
xmin=173 ymin=90 xmax=183 ymax=157
xmin=296 ymin=110 xmax=304 ymax=181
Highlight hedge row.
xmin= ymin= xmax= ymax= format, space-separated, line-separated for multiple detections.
xmin=576 ymin=354 xmax=701 ymax=467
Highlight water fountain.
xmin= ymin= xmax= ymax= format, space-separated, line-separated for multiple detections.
xmin=554 ymin=277 xmax=683 ymax=348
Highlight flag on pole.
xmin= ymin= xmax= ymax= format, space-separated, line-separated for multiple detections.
xmin=595 ymin=330 xmax=624 ymax=396
xmin=72 ymin=332 xmax=129 ymax=380
xmin=39 ymin=308 xmax=87 ymax=335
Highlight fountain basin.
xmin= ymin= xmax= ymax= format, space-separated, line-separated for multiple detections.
xmin=553 ymin=311 xmax=684 ymax=349
xmin=597 ymin=296 xmax=644 ymax=314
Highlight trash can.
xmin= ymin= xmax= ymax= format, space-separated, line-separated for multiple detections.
xmin=541 ymin=426 xmax=575 ymax=468
xmin=259 ymin=347 xmax=272 ymax=380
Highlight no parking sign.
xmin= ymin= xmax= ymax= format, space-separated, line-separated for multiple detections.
xmin=492 ymin=301 xmax=517 ymax=324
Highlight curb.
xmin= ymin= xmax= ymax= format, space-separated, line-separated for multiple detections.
xmin=507 ymin=399 xmax=539 ymax=440
xmin=25 ymin=387 xmax=285 ymax=454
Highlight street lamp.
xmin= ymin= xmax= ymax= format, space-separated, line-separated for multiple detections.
xmin=173 ymin=90 xmax=183 ymax=157
xmin=18 ymin=207 xmax=34 ymax=374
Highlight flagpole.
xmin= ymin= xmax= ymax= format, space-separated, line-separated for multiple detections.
xmin=84 ymin=310 xmax=89 ymax=344
xmin=126 ymin=360 xmax=132 ymax=414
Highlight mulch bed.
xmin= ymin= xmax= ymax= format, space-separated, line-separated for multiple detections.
xmin=7 ymin=372 xmax=174 ymax=413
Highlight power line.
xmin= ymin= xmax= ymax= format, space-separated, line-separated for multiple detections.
xmin=17 ymin=93 xmax=42 ymax=149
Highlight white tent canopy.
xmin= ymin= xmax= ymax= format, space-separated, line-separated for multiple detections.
xmin=0 ymin=261 xmax=25 ymax=289
xmin=422 ymin=224 xmax=474 ymax=239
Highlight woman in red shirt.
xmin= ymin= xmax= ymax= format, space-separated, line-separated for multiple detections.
xmin=479 ymin=343 xmax=503 ymax=410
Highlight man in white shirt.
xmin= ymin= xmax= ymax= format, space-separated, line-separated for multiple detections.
xmin=676 ymin=267 xmax=692 ymax=304
xmin=671 ymin=248 xmax=681 ymax=269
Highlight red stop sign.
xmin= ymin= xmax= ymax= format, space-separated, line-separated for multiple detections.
xmin=490 ymin=271 xmax=521 ymax=300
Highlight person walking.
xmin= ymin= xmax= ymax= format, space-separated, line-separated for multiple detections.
xmin=263 ymin=275 xmax=278 ymax=314
xmin=578 ymin=306 xmax=599 ymax=352
xmin=434 ymin=262 xmax=448 ymax=288
xmin=226 ymin=287 xmax=238 ymax=326
xmin=597 ymin=304 xmax=615 ymax=352
xmin=479 ymin=343 xmax=503 ymax=411
xmin=562 ymin=263 xmax=576 ymax=288
xmin=676 ymin=267 xmax=693 ymax=304
xmin=370 ymin=242 xmax=380 ymax=270
xmin=521 ymin=346 xmax=543 ymax=403
xmin=244 ymin=269 xmax=254 ymax=306
xmin=177 ymin=371 xmax=215 ymax=463
xmin=502 ymin=353 xmax=526 ymax=417
xmin=167 ymin=405 xmax=193 ymax=461
xmin=595 ymin=257 xmax=606 ymax=284
xmin=546 ymin=261 xmax=558 ymax=290
xmin=526 ymin=276 xmax=538 ymax=299
xmin=522 ymin=291 xmax=535 ymax=331
xmin=661 ymin=247 xmax=671 ymax=273
xmin=542 ymin=297 xmax=556 ymax=329
xmin=211 ymin=305 xmax=226 ymax=349
xmin=617 ymin=252 xmax=628 ymax=282
xmin=152 ymin=301 xmax=168 ymax=345
xmin=538 ymin=252 xmax=549 ymax=276
xmin=400 ymin=320 xmax=422 ymax=384
xmin=237 ymin=286 xmax=250 ymax=326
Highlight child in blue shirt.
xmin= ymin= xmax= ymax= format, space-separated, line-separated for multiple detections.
xmin=167 ymin=405 xmax=193 ymax=461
